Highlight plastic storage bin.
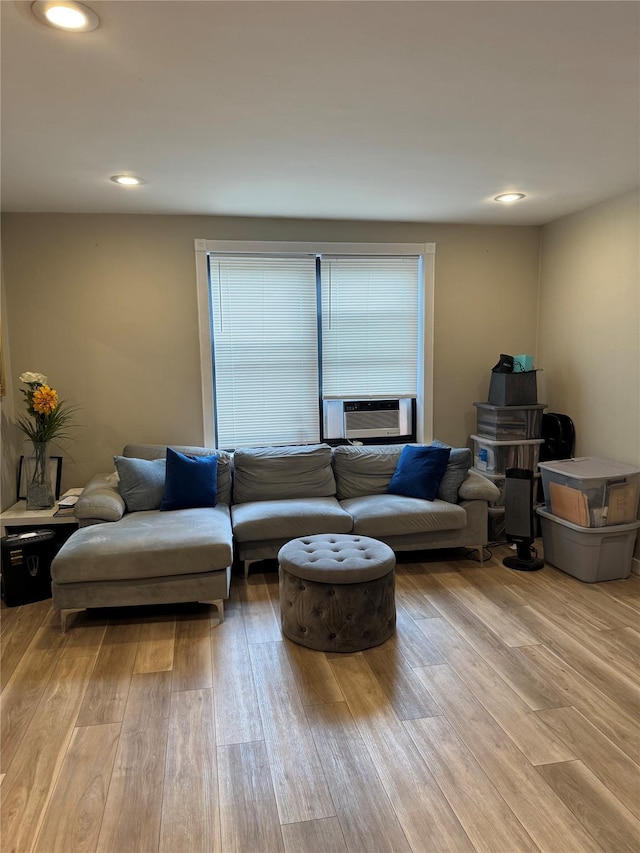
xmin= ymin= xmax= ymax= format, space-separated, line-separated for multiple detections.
xmin=537 ymin=506 xmax=640 ymax=582
xmin=471 ymin=435 xmax=544 ymax=476
xmin=474 ymin=403 xmax=546 ymax=440
xmin=470 ymin=467 xmax=541 ymax=507
xmin=538 ymin=457 xmax=640 ymax=528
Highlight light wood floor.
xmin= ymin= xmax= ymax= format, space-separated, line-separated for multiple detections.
xmin=1 ymin=545 xmax=639 ymax=853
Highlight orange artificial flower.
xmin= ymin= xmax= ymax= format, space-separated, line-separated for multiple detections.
xmin=32 ymin=385 xmax=59 ymax=415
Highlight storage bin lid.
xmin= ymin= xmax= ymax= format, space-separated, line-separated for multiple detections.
xmin=470 ymin=434 xmax=544 ymax=447
xmin=470 ymin=467 xmax=540 ymax=482
xmin=537 ymin=505 xmax=640 ymax=532
xmin=537 ymin=457 xmax=640 ymax=479
xmin=474 ymin=402 xmax=547 ymax=412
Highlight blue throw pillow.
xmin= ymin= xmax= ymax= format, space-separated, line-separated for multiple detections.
xmin=114 ymin=456 xmax=166 ymax=512
xmin=387 ymin=444 xmax=451 ymax=501
xmin=160 ymin=447 xmax=218 ymax=511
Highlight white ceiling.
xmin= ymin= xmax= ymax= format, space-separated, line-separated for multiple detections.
xmin=2 ymin=0 xmax=639 ymax=225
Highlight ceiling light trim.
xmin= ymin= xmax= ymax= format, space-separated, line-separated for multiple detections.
xmin=110 ymin=175 xmax=145 ymax=187
xmin=31 ymin=1 xmax=99 ymax=32
xmin=494 ymin=192 xmax=526 ymax=204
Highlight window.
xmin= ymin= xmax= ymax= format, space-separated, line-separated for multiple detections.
xmin=195 ymin=240 xmax=434 ymax=448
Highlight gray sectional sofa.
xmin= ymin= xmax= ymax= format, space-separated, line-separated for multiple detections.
xmin=51 ymin=441 xmax=499 ymax=629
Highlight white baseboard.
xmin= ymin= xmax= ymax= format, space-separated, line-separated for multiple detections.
xmin=632 ymin=556 xmax=640 ymax=577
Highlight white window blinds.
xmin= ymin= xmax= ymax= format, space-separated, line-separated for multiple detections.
xmin=320 ymin=256 xmax=420 ymax=398
xmin=209 ymin=255 xmax=319 ymax=448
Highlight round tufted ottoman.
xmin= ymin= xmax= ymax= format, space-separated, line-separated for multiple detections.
xmin=278 ymin=533 xmax=396 ymax=653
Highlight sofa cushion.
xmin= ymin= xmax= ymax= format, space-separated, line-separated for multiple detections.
xmin=160 ymin=448 xmax=218 ymax=511
xmin=340 ymin=494 xmax=466 ymax=538
xmin=123 ymin=444 xmax=232 ymax=505
xmin=75 ymin=474 xmax=126 ymax=523
xmin=52 ymin=505 xmax=233 ymax=584
xmin=114 ymin=456 xmax=166 ymax=512
xmin=332 ymin=444 xmax=403 ymax=500
xmin=387 ymin=444 xmax=451 ymax=501
xmin=231 ymin=497 xmax=352 ymax=542
xmin=233 ymin=444 xmax=336 ymax=504
xmin=333 ymin=443 xmax=472 ymax=504
xmin=431 ymin=440 xmax=473 ymax=503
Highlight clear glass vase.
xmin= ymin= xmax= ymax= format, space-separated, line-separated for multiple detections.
xmin=26 ymin=441 xmax=54 ymax=510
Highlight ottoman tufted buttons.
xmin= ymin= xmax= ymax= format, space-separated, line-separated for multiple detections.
xmin=329 ymin=633 xmax=336 ymax=639
xmin=328 ymin=588 xmax=335 ymax=596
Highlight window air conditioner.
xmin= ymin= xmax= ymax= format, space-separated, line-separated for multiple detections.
xmin=344 ymin=400 xmax=401 ymax=439
xmin=322 ymin=399 xmax=413 ymax=441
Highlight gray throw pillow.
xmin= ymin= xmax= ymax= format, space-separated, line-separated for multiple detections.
xmin=431 ymin=440 xmax=473 ymax=503
xmin=114 ymin=456 xmax=166 ymax=512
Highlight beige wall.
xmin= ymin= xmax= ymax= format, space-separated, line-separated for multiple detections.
xmin=538 ymin=190 xmax=640 ymax=566
xmin=1 ymin=213 xmax=540 ymax=496
xmin=538 ymin=190 xmax=640 ymax=465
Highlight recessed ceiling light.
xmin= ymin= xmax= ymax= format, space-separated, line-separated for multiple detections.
xmin=31 ymin=1 xmax=99 ymax=32
xmin=494 ymin=192 xmax=526 ymax=204
xmin=110 ymin=175 xmax=145 ymax=187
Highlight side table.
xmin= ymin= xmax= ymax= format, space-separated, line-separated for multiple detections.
xmin=1 ymin=500 xmax=80 ymax=606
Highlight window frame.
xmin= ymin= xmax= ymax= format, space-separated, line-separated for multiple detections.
xmin=194 ymin=239 xmax=435 ymax=447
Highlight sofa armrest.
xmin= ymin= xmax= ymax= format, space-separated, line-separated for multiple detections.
xmin=457 ymin=469 xmax=500 ymax=503
xmin=75 ymin=473 xmax=126 ymax=523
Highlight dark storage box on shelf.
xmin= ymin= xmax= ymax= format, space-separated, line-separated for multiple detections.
xmin=488 ymin=371 xmax=538 ymax=406
xmin=474 ymin=403 xmax=546 ymax=440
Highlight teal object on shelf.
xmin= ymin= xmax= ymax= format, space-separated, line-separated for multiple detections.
xmin=514 ymin=354 xmax=534 ymax=372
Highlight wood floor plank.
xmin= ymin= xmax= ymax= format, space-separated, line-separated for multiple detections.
xmin=133 ymin=613 xmax=176 ymax=673
xmin=240 ymin=574 xmax=283 ymax=644
xmin=172 ymin=612 xmax=213 ymax=692
xmin=281 ymin=817 xmax=348 ymax=853
xmin=393 ymin=602 xmax=445 ymax=668
xmin=33 ymin=722 xmax=120 ymax=853
xmin=283 ymin=640 xmax=344 ymax=706
xmin=96 ymin=717 xmax=169 ymax=853
xmin=517 ymin=644 xmax=639 ymax=761
xmin=422 ymin=583 xmax=568 ymax=710
xmin=160 ymin=688 xmax=220 ymax=853
xmin=211 ymin=606 xmax=263 ymax=746
xmin=432 ymin=571 xmax=539 ymax=647
xmin=59 ymin=616 xmax=108 ymax=658
xmin=459 ymin=564 xmax=529 ymax=609
xmin=362 ymin=638 xmax=441 ymax=720
xmin=306 ymin=700 xmax=412 ymax=852
xmin=516 ymin=605 xmax=640 ymax=719
xmin=394 ymin=572 xmax=442 ymax=619
xmin=0 ymin=631 xmax=59 ymax=773
xmin=404 ymin=715 xmax=540 ymax=853
xmin=330 ymin=654 xmax=474 ymax=853
xmin=506 ymin=568 xmax=634 ymax=631
xmin=414 ymin=663 xmax=604 ymax=853
xmin=415 ymin=616 xmax=574 ymax=765
xmin=0 ymin=655 xmax=96 ymax=853
xmin=122 ymin=669 xmax=172 ymax=734
xmin=536 ymin=759 xmax=640 ymax=853
xmin=249 ymin=640 xmax=335 ymax=824
xmin=76 ymin=640 xmax=138 ymax=727
xmin=535 ymin=705 xmax=640 ymax=820
xmin=218 ymin=741 xmax=285 ymax=853
xmin=0 ymin=600 xmax=51 ymax=689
